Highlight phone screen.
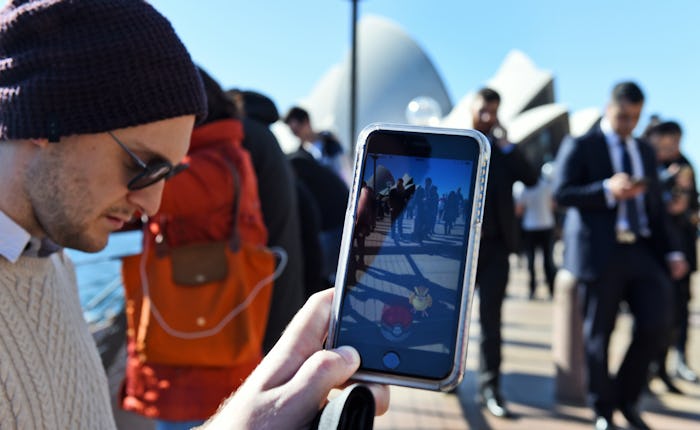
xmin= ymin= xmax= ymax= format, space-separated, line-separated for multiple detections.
xmin=333 ymin=128 xmax=482 ymax=381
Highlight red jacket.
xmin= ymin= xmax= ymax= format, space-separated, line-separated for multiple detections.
xmin=120 ymin=119 xmax=266 ymax=420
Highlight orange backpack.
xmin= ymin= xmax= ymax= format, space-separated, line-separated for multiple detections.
xmin=121 ymin=120 xmax=283 ymax=368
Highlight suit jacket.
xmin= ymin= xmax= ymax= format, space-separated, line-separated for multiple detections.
xmin=242 ymin=116 xmax=305 ymax=352
xmin=663 ymin=153 xmax=699 ymax=272
xmin=481 ymin=139 xmax=538 ymax=252
xmin=553 ymin=126 xmax=680 ymax=281
xmin=288 ymin=149 xmax=349 ymax=231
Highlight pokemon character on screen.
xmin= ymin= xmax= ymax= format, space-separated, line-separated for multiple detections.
xmin=409 ymin=286 xmax=432 ymax=317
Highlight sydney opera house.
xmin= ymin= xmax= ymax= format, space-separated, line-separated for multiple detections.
xmin=272 ymin=15 xmax=602 ymax=170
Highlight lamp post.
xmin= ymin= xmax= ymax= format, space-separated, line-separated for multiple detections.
xmin=370 ymin=153 xmax=378 ymax=193
xmin=349 ymin=0 xmax=360 ymax=151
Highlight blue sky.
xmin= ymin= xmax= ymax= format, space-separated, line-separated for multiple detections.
xmin=67 ymin=1 xmax=700 ymax=168
xmin=148 ymin=1 xmax=700 ymax=168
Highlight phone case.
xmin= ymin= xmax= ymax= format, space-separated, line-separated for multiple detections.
xmin=326 ymin=123 xmax=491 ymax=391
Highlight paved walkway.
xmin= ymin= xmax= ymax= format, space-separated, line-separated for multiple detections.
xmin=375 ymin=252 xmax=700 ymax=429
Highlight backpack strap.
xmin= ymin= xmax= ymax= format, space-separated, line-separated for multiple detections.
xmin=196 ymin=149 xmax=242 ymax=251
xmin=223 ymin=157 xmax=242 ymax=251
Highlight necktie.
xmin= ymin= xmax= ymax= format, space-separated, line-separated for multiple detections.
xmin=619 ymin=138 xmax=640 ymax=234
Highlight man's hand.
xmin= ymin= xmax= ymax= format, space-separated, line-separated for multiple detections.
xmin=668 ymin=193 xmax=690 ymax=215
xmin=492 ymin=124 xmax=511 ymax=150
xmin=668 ymin=258 xmax=689 ymax=281
xmin=201 ymin=289 xmax=390 ymax=429
xmin=608 ymin=172 xmax=646 ymax=201
xmin=514 ymin=202 xmax=525 ymax=218
xmin=665 ymin=163 xmax=681 ymax=178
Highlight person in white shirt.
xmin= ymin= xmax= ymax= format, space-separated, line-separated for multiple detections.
xmin=515 ymin=163 xmax=558 ymax=299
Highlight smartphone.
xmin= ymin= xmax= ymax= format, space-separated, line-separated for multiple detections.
xmin=630 ymin=177 xmax=649 ymax=187
xmin=326 ymin=123 xmax=490 ymax=391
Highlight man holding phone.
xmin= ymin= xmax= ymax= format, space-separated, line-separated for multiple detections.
xmin=470 ymin=88 xmax=538 ymax=418
xmin=553 ymin=81 xmax=687 ymax=430
xmin=0 ymin=1 xmax=388 ymax=428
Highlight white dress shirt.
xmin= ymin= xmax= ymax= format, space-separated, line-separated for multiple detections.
xmin=600 ymin=118 xmax=651 ymax=236
xmin=0 ymin=210 xmax=31 ymax=263
xmin=0 ymin=210 xmax=60 ymax=262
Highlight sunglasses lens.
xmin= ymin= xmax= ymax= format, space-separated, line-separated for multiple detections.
xmin=148 ymin=165 xmax=172 ymax=180
xmin=128 ymin=162 xmax=172 ymax=190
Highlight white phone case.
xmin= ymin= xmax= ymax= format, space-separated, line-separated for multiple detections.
xmin=326 ymin=123 xmax=491 ymax=391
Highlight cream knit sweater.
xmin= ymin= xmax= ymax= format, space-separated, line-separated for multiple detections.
xmin=0 ymin=252 xmax=115 ymax=429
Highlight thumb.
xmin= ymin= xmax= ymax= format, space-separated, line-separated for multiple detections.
xmin=284 ymin=346 xmax=361 ymax=408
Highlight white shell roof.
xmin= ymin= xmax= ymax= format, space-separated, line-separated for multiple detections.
xmin=507 ymin=103 xmax=568 ymax=143
xmin=569 ymin=107 xmax=602 ymax=137
xmin=275 ymin=15 xmax=452 ymax=152
xmin=486 ymin=50 xmax=554 ymax=123
xmin=273 ymin=16 xmax=597 ymax=153
xmin=441 ymin=50 xmax=555 ymax=131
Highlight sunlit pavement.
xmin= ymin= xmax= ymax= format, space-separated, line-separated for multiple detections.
xmin=375 ymin=250 xmax=700 ymax=430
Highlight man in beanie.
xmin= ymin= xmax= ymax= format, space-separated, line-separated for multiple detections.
xmin=0 ymin=1 xmax=388 ymax=429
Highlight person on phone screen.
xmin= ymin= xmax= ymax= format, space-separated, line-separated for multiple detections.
xmin=389 ymin=178 xmax=408 ymax=242
xmin=469 ymin=87 xmax=538 ymax=418
xmin=0 ymin=1 xmax=388 ymax=428
xmin=553 ymin=81 xmax=687 ymax=430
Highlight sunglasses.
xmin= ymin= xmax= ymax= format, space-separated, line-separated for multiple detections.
xmin=108 ymin=131 xmax=188 ymax=190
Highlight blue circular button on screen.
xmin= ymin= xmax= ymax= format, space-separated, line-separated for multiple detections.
xmin=382 ymin=351 xmax=400 ymax=369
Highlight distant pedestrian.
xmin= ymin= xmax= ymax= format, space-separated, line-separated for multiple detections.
xmin=411 ymin=178 xmax=432 ymax=243
xmin=553 ymin=81 xmax=687 ymax=430
xmin=284 ymin=105 xmax=353 ymax=186
xmin=514 ymin=163 xmax=558 ymax=299
xmin=443 ymin=190 xmax=460 ymax=235
xmin=427 ymin=184 xmax=440 ymax=234
xmin=389 ymin=178 xmax=408 ymax=241
xmin=647 ymin=120 xmax=700 ymax=390
xmin=470 ymin=87 xmax=538 ymax=419
xmin=353 ymin=182 xmax=375 ymax=271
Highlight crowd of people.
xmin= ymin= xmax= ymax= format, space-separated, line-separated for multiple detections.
xmin=383 ymin=176 xmax=468 ymax=244
xmin=1 ymin=1 xmax=698 ymax=430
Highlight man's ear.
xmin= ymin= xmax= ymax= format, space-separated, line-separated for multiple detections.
xmin=29 ymin=138 xmax=51 ymax=148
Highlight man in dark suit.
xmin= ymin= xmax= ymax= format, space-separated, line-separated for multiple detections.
xmin=287 ymin=147 xmax=349 ymax=291
xmin=232 ymin=89 xmax=306 ymax=353
xmin=471 ymin=88 xmax=538 ymax=418
xmin=553 ymin=82 xmax=688 ymax=430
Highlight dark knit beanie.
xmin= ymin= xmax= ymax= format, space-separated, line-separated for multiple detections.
xmin=0 ymin=0 xmax=207 ymax=141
